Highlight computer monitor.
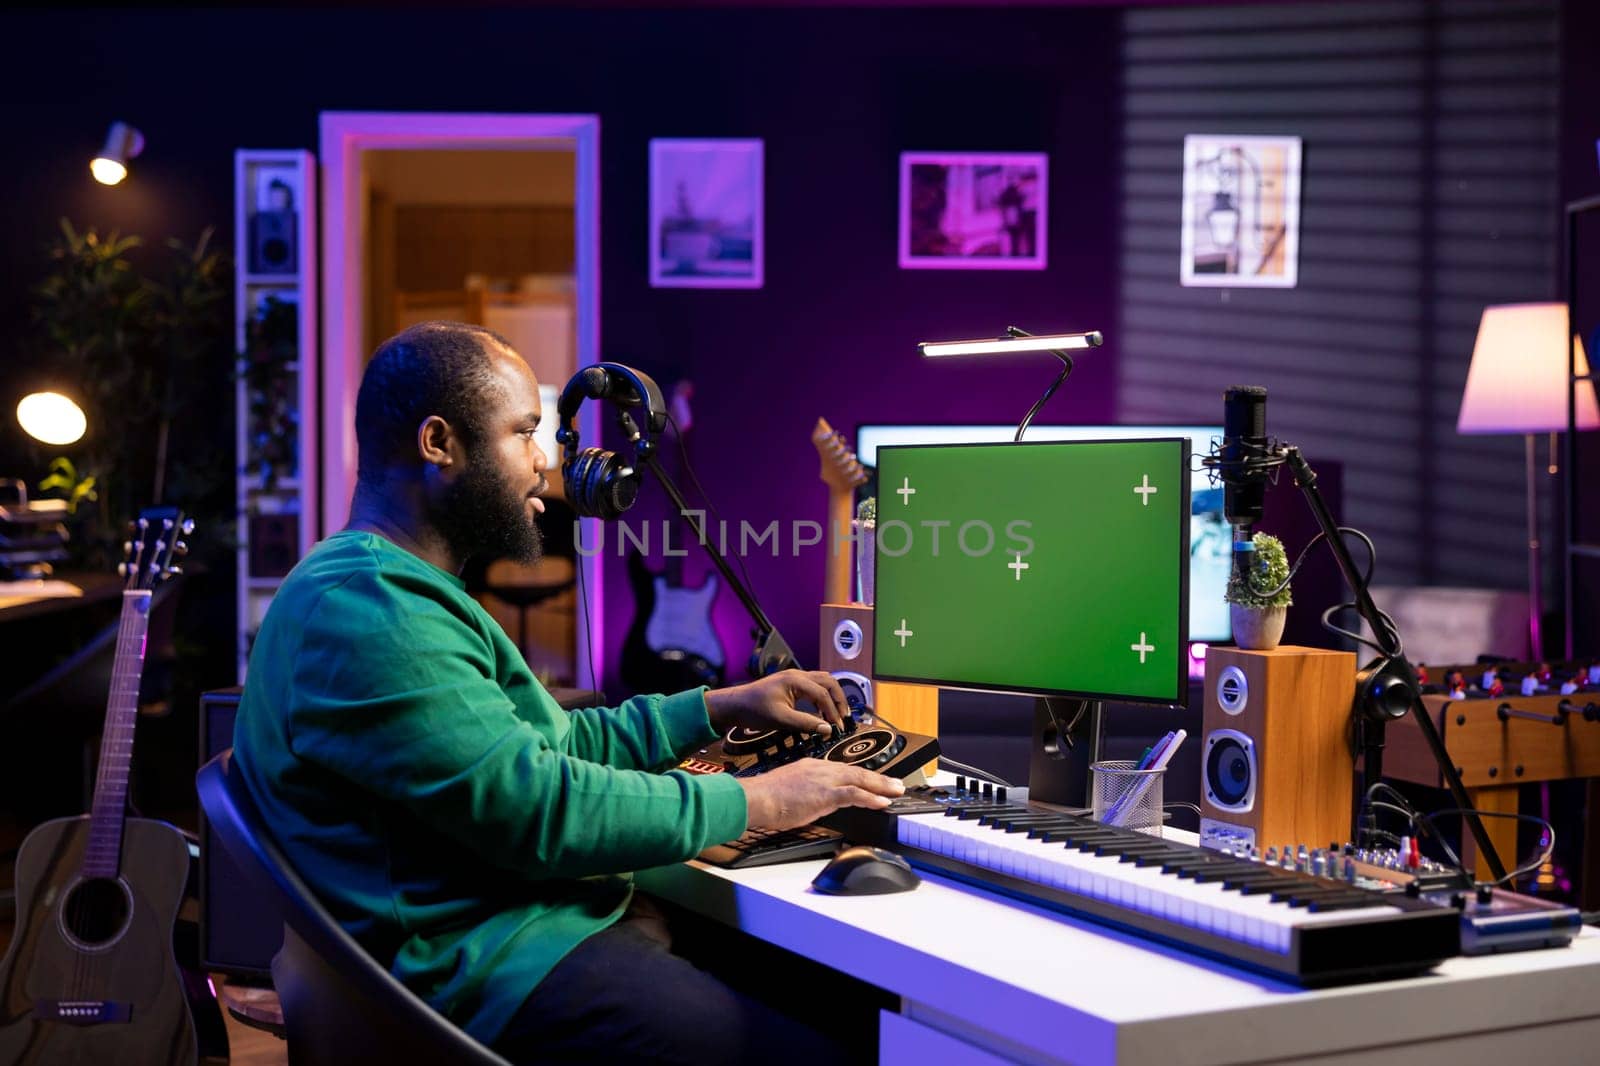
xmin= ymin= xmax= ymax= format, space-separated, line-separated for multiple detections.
xmin=857 ymin=423 xmax=1228 ymax=643
xmin=872 ymin=438 xmax=1190 ymax=706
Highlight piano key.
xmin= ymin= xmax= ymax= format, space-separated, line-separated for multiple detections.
xmin=895 ymin=810 xmax=1422 ymax=963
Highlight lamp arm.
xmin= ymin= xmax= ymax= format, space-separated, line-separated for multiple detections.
xmin=1005 ymin=325 xmax=1075 ymax=442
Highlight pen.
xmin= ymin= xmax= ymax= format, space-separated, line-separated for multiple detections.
xmin=1106 ymin=732 xmax=1171 ymax=823
xmin=1108 ymin=729 xmax=1186 ymax=828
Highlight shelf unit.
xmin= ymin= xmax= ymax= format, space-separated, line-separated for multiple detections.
xmin=235 ymin=149 xmax=319 ymax=679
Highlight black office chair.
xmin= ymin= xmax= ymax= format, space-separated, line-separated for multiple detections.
xmin=195 ymin=751 xmax=511 ymax=1066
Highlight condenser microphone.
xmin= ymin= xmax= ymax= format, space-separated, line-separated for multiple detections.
xmin=1220 ymin=385 xmax=1270 ymax=587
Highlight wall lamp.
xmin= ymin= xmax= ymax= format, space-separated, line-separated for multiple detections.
xmin=918 ymin=330 xmax=1103 ymax=358
xmin=91 ymin=122 xmax=145 ymax=186
xmin=17 ymin=391 xmax=88 ymax=446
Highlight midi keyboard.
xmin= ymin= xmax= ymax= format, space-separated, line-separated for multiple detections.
xmin=828 ymin=787 xmax=1461 ymax=987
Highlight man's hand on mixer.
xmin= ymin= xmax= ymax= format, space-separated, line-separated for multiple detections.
xmin=736 ymin=760 xmax=904 ymax=832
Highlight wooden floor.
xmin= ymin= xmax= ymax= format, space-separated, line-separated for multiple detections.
xmin=216 ymin=982 xmax=289 ymax=1066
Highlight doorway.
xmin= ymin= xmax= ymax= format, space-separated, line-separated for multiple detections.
xmin=320 ymin=112 xmax=603 ymax=689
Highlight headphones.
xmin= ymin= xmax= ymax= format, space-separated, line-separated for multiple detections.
xmin=555 ymin=363 xmax=669 ymax=520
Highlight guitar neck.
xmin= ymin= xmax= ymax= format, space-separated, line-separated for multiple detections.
xmin=83 ymin=590 xmax=152 ymax=880
xmin=824 ymin=486 xmax=856 ymax=606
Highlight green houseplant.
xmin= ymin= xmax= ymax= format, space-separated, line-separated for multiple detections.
xmin=27 ymin=219 xmax=232 ymax=569
xmin=855 ymin=496 xmax=876 ymax=605
xmin=1225 ymin=531 xmax=1292 ymax=650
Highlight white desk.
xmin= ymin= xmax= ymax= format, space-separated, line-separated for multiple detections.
xmin=637 ymin=848 xmax=1600 ymax=1065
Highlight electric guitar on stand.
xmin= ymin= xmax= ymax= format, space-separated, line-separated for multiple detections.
xmin=812 ymin=417 xmax=941 ymax=772
xmin=621 ymin=382 xmax=727 ymax=694
xmin=0 ymin=509 xmax=210 ymax=1066
xmin=812 ymin=417 xmax=868 ymax=606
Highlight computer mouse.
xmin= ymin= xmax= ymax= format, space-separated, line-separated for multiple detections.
xmin=810 ymin=845 xmax=920 ymax=896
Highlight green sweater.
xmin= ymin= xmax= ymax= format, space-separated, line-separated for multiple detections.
xmin=232 ymin=531 xmax=748 ymax=1044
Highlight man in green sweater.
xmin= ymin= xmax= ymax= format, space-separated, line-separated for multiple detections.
xmin=234 ymin=321 xmax=903 ymax=1063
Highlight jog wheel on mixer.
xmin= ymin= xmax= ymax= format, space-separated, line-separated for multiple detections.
xmin=825 ymin=728 xmax=906 ymax=771
xmin=721 ymin=726 xmax=780 ymax=757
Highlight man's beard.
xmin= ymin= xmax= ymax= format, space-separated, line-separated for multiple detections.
xmin=431 ymin=452 xmax=544 ymax=565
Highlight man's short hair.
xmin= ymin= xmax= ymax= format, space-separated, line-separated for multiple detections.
xmin=355 ymin=321 xmax=512 ymax=483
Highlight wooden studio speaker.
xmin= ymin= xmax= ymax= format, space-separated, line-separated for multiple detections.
xmin=1198 ymin=645 xmax=1356 ymax=854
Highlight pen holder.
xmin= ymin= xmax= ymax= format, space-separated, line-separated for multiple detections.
xmin=1091 ymin=760 xmax=1165 ymax=837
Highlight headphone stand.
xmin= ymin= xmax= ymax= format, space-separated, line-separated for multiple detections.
xmin=639 ymin=451 xmax=800 ymax=678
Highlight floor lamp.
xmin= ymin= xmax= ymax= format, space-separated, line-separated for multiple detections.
xmin=1456 ymin=303 xmax=1599 ymax=658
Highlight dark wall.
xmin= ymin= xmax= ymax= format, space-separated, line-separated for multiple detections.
xmin=0 ymin=7 xmax=1121 ymax=696
xmin=1560 ymin=0 xmax=1600 ymax=656
xmin=4 ymin=4 xmax=1593 ymax=697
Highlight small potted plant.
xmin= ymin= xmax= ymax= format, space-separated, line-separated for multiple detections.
xmin=1226 ymin=532 xmax=1292 ymax=650
xmin=855 ymin=496 xmax=876 ymax=605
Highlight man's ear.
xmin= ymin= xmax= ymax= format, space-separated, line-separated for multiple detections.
xmin=416 ymin=415 xmax=458 ymax=468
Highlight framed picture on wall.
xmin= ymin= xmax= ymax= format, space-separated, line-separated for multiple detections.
xmin=1179 ymin=134 xmax=1302 ymax=288
xmin=898 ymin=151 xmax=1048 ymax=270
xmin=649 ymin=138 xmax=763 ymax=289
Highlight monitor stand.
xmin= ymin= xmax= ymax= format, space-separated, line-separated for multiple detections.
xmin=1026 ymin=698 xmax=1102 ymax=811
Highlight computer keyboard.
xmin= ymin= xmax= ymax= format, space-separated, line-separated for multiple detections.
xmin=697 ymin=824 xmax=844 ymax=869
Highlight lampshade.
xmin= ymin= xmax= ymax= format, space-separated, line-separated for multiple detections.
xmin=16 ymin=391 xmax=87 ymax=446
xmin=1456 ymin=303 xmax=1600 ymax=435
xmin=90 ymin=121 xmax=145 ymax=186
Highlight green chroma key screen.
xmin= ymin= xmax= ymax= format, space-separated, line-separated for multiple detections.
xmin=872 ymin=438 xmax=1189 ymax=704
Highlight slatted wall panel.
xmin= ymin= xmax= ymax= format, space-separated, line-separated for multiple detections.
xmin=1118 ymin=0 xmax=1559 ymax=589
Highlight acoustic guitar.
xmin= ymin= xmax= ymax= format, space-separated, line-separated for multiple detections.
xmin=812 ymin=417 xmax=868 ymax=605
xmin=0 ymin=509 xmax=205 ymax=1065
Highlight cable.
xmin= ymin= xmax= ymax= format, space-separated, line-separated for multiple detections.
xmin=1368 ymin=800 xmax=1418 ymax=825
xmin=1366 ymin=781 xmax=1418 ymax=813
xmin=938 ymin=756 xmax=1014 ymax=790
xmin=572 ymin=545 xmax=602 ymax=699
xmin=1248 ymin=525 xmax=1376 ymax=603
xmin=1037 ymin=697 xmax=1093 ymax=753
xmin=1061 ymin=698 xmax=1091 ymax=735
xmin=1419 ymin=808 xmax=1556 ymax=889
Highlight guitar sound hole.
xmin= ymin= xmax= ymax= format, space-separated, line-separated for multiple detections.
xmin=61 ymin=878 xmax=131 ymax=947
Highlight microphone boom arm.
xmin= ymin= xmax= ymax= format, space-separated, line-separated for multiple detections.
xmin=639 ymin=450 xmax=800 ymax=677
xmin=1280 ymin=445 xmax=1507 ymax=881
